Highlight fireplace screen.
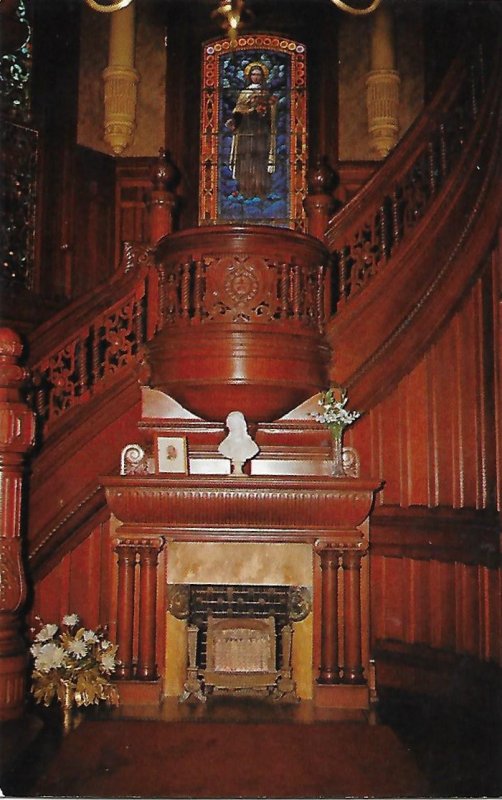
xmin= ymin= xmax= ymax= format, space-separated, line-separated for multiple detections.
xmin=168 ymin=583 xmax=311 ymax=703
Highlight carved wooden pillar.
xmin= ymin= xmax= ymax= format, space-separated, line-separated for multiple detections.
xmin=341 ymin=549 xmax=365 ymax=684
xmin=317 ymin=547 xmax=341 ymax=684
xmin=137 ymin=539 xmax=163 ymax=679
xmin=0 ymin=329 xmax=35 ymax=719
xmin=115 ymin=541 xmax=137 ymax=679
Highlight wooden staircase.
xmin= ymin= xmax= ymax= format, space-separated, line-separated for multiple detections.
xmin=23 ymin=35 xmax=501 ymax=605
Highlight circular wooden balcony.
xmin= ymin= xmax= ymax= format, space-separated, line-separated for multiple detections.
xmin=146 ymin=225 xmax=331 ymax=423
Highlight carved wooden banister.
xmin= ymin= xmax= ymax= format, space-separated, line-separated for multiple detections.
xmin=326 ymin=35 xmax=502 ymax=410
xmin=28 ymin=244 xmax=158 ymax=434
xmin=326 ymin=45 xmax=493 ymax=310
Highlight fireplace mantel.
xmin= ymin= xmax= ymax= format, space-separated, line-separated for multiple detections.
xmin=103 ymin=474 xmax=381 ymax=542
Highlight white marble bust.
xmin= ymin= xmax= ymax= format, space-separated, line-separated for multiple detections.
xmin=218 ymin=411 xmax=259 ymax=475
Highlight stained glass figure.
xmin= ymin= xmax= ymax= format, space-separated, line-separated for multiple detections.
xmin=200 ymin=35 xmax=307 ymax=229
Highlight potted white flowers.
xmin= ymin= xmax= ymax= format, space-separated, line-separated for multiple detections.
xmin=311 ymin=387 xmax=361 ymax=476
xmin=31 ymin=614 xmax=119 ymax=732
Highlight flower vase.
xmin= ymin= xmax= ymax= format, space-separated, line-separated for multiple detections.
xmin=61 ymin=683 xmax=74 ymax=734
xmin=330 ymin=429 xmax=345 ymax=477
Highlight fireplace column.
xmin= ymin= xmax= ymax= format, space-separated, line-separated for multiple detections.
xmin=341 ymin=546 xmax=367 ymax=684
xmin=316 ymin=546 xmax=341 ymax=684
xmin=137 ymin=539 xmax=163 ymax=679
xmin=115 ymin=541 xmax=137 ymax=679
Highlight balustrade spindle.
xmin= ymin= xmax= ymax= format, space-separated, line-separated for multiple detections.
xmin=77 ymin=339 xmax=87 ymax=398
xmin=338 ymin=249 xmax=347 ymax=306
xmin=193 ymin=261 xmax=204 ymax=321
xmin=181 ymin=262 xmax=191 ymax=319
xmin=391 ymin=188 xmax=401 ymax=246
xmin=157 ymin=267 xmax=166 ymax=328
xmin=379 ymin=204 xmax=388 ymax=263
xmin=34 ymin=379 xmax=46 ymax=421
xmin=279 ymin=263 xmax=289 ymax=318
xmin=134 ymin=299 xmax=144 ymax=349
xmin=316 ymin=265 xmax=324 ymax=330
xmin=439 ymin=123 xmax=448 ymax=179
xmin=292 ymin=265 xmax=301 ymax=319
xmin=91 ymin=325 xmax=101 ymax=387
xmin=427 ymin=140 xmax=437 ymax=197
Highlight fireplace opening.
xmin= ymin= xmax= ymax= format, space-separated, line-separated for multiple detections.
xmin=168 ymin=583 xmax=311 ymax=702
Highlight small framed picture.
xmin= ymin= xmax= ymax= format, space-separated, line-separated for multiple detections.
xmin=155 ymin=435 xmax=188 ymax=474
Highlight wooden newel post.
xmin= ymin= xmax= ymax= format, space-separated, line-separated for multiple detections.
xmin=147 ymin=148 xmax=180 ymax=244
xmin=317 ymin=547 xmax=341 ymax=684
xmin=304 ymin=155 xmax=337 ymax=241
xmin=0 ymin=328 xmax=35 ymax=719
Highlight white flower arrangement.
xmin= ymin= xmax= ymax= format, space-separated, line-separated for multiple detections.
xmin=311 ymin=387 xmax=361 ymax=437
xmin=31 ymin=614 xmax=120 ymax=709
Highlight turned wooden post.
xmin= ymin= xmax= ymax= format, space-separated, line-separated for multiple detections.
xmin=317 ymin=547 xmax=341 ymax=684
xmin=147 ymin=148 xmax=179 ymax=244
xmin=0 ymin=328 xmax=35 ymax=719
xmin=304 ymin=155 xmax=337 ymax=241
xmin=137 ymin=540 xmax=163 ymax=680
xmin=341 ymin=549 xmax=365 ymax=684
xmin=115 ymin=542 xmax=137 ymax=679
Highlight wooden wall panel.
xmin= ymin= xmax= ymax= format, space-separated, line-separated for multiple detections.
xmin=359 ymin=259 xmax=498 ymax=513
xmin=30 ymin=520 xmax=112 ymax=631
xmin=371 ymin=556 xmax=500 ymax=665
xmin=368 ymin=254 xmax=500 ymax=669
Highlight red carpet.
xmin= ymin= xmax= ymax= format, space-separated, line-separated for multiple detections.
xmin=31 ymin=719 xmax=428 ymax=798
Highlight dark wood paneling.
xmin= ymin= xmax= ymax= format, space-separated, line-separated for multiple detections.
xmin=72 ymin=147 xmax=116 ymax=296
xmin=31 ymin=520 xmax=113 ymax=631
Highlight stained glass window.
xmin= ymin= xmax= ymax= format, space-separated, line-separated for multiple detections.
xmin=200 ymin=35 xmax=307 ymax=229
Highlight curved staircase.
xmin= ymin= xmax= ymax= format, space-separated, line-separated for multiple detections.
xmin=21 ymin=34 xmax=502 ymax=694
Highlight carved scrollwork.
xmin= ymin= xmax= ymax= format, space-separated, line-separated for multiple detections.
xmin=0 ymin=539 xmax=26 ymax=612
xmin=342 ymin=446 xmax=360 ymax=478
xmin=120 ymin=443 xmax=151 ymax=476
xmin=287 ymin=586 xmax=312 ymax=622
xmin=167 ymin=583 xmax=191 ymax=619
xmin=120 ymin=242 xmax=153 ymax=275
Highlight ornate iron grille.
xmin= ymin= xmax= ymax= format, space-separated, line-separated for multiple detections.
xmin=188 ymin=584 xmax=290 ymax=670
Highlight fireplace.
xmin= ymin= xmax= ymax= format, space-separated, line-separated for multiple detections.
xmin=102 ymin=382 xmax=382 ymax=711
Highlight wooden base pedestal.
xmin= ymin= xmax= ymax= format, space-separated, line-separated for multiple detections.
xmin=314 ymin=682 xmax=369 ymax=709
xmin=114 ymin=679 xmax=163 ymax=707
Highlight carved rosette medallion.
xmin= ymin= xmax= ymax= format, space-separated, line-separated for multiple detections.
xmin=225 ymin=263 xmax=259 ymax=306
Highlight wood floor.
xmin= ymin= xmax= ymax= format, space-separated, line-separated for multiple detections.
xmin=1 ymin=688 xmax=500 ymax=798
